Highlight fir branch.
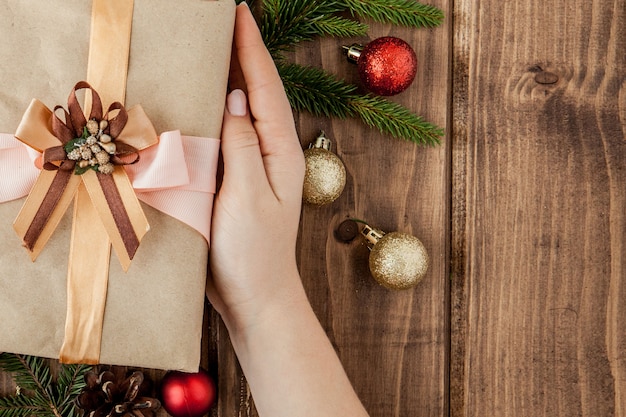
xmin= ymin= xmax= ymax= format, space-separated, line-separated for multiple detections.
xmin=253 ymin=0 xmax=445 ymax=145
xmin=0 ymin=354 xmax=91 ymax=417
xmin=279 ymin=62 xmax=443 ymax=145
xmin=54 ymin=364 xmax=90 ymax=417
xmin=310 ymin=15 xmax=368 ymax=39
xmin=0 ymin=354 xmax=52 ymax=396
xmin=278 ymin=62 xmax=357 ymax=118
xmin=259 ymin=0 xmax=365 ymax=57
xmin=342 ymin=0 xmax=444 ymax=28
xmin=349 ymin=95 xmax=442 ymax=145
xmin=0 ymin=394 xmax=40 ymax=417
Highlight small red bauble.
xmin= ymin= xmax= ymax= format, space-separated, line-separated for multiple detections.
xmin=160 ymin=369 xmax=217 ymax=417
xmin=345 ymin=36 xmax=418 ymax=96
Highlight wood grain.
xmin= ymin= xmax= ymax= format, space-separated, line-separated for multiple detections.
xmin=3 ymin=0 xmax=625 ymax=416
xmin=0 ymin=3 xmax=452 ymax=414
xmin=451 ymin=0 xmax=626 ymax=416
xmin=293 ymin=3 xmax=451 ymax=416
xmin=213 ymin=2 xmax=451 ymax=415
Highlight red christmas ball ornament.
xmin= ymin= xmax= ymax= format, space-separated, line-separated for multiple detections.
xmin=344 ymin=36 xmax=418 ymax=96
xmin=160 ymin=369 xmax=217 ymax=417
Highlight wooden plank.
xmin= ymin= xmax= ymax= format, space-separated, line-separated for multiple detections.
xmin=215 ymin=1 xmax=452 ymax=411
xmin=451 ymin=0 xmax=626 ymax=416
xmin=289 ymin=1 xmax=451 ymax=416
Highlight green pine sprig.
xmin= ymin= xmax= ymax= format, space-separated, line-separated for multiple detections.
xmin=257 ymin=0 xmax=444 ymax=57
xmin=253 ymin=0 xmax=445 ymax=145
xmin=0 ymin=353 xmax=91 ymax=417
xmin=259 ymin=0 xmax=368 ymax=58
xmin=278 ymin=62 xmax=356 ymax=118
xmin=278 ymin=62 xmax=442 ymax=145
xmin=0 ymin=393 xmax=40 ymax=417
xmin=342 ymin=0 xmax=445 ymax=29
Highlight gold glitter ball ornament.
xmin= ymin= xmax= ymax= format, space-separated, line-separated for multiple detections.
xmin=361 ymin=224 xmax=429 ymax=290
xmin=302 ymin=133 xmax=346 ymax=205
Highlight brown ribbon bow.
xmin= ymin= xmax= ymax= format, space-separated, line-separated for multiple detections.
xmin=14 ymin=81 xmax=158 ymax=268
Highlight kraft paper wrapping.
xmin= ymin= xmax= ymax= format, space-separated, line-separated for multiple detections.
xmin=0 ymin=0 xmax=235 ymax=371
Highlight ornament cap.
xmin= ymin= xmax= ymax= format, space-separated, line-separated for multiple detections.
xmin=342 ymin=44 xmax=363 ymax=63
xmin=309 ymin=131 xmax=333 ymax=151
xmin=361 ymin=224 xmax=386 ymax=248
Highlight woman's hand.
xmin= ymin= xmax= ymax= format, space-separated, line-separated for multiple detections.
xmin=207 ymin=2 xmax=306 ymax=333
xmin=207 ymin=4 xmax=369 ymax=416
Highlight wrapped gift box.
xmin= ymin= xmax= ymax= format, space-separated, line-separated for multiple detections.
xmin=0 ymin=0 xmax=235 ymax=371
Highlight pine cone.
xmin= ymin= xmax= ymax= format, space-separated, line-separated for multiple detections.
xmin=76 ymin=370 xmax=161 ymax=417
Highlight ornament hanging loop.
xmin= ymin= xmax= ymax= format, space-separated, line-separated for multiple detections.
xmin=360 ymin=224 xmax=385 ymax=249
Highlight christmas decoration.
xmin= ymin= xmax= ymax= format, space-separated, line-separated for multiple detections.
xmin=344 ymin=36 xmax=418 ymax=96
xmin=160 ymin=369 xmax=217 ymax=417
xmin=75 ymin=370 xmax=160 ymax=417
xmin=247 ymin=0 xmax=445 ymax=145
xmin=361 ymin=223 xmax=429 ymax=290
xmin=65 ymin=119 xmax=119 ymax=176
xmin=0 ymin=353 xmax=91 ymax=417
xmin=303 ymin=132 xmax=347 ymax=205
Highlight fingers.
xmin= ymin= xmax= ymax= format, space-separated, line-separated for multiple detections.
xmin=232 ymin=3 xmax=305 ymax=202
xmin=234 ymin=3 xmax=292 ymax=127
xmin=220 ymin=89 xmax=271 ymax=196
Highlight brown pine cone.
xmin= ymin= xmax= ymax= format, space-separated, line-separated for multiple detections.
xmin=76 ymin=370 xmax=161 ymax=417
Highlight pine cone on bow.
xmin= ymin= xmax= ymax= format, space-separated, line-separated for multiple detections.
xmin=76 ymin=370 xmax=161 ymax=417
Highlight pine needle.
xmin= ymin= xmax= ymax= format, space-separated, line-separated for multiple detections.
xmin=243 ymin=0 xmax=447 ymax=145
xmin=252 ymin=0 xmax=445 ymax=145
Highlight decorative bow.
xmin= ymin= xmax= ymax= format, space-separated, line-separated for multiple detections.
xmin=13 ymin=81 xmax=158 ymax=270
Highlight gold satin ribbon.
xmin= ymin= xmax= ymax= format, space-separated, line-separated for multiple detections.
xmin=63 ymin=0 xmax=135 ymax=364
xmin=87 ymin=0 xmax=133 ymax=109
xmin=13 ymin=0 xmax=157 ymax=364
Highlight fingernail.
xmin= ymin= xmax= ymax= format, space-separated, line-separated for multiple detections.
xmin=227 ymin=89 xmax=247 ymax=117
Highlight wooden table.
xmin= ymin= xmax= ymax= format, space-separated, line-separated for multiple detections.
xmin=2 ymin=0 xmax=625 ymax=415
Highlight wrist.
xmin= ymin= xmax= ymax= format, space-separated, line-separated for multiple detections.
xmin=217 ymin=275 xmax=371 ymax=417
xmin=219 ymin=268 xmax=309 ymax=341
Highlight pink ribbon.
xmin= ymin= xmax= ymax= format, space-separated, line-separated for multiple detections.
xmin=0 ymin=131 xmax=218 ymax=243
